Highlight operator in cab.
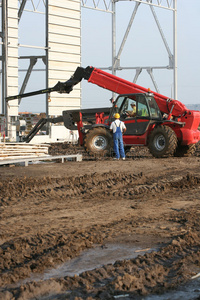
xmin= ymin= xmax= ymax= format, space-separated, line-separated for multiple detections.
xmin=126 ymin=102 xmax=136 ymax=117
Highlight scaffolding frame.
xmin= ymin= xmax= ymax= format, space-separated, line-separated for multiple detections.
xmin=82 ymin=0 xmax=177 ymax=99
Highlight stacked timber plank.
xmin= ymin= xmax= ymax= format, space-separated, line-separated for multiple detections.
xmin=0 ymin=143 xmax=50 ymax=160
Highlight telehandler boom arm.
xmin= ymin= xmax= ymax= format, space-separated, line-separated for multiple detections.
xmin=6 ymin=65 xmax=187 ymax=118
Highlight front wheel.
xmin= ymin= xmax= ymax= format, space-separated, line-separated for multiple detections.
xmin=148 ymin=125 xmax=177 ymax=158
xmin=84 ymin=127 xmax=113 ymax=156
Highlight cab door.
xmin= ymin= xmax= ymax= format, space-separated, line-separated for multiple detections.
xmin=120 ymin=94 xmax=151 ymax=136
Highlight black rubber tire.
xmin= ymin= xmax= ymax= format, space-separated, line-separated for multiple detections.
xmin=84 ymin=127 xmax=113 ymax=156
xmin=124 ymin=146 xmax=131 ymax=153
xmin=148 ymin=125 xmax=177 ymax=158
xmin=174 ymin=144 xmax=196 ymax=157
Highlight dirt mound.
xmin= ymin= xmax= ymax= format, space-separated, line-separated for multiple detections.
xmin=1 ymin=212 xmax=200 ymax=299
xmin=48 ymin=141 xmax=200 ymax=158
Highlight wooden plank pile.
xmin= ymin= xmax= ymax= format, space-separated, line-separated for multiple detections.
xmin=0 ymin=143 xmax=50 ymax=160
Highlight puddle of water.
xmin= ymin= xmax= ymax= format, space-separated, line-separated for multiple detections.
xmin=8 ymin=242 xmax=200 ymax=300
xmin=144 ymin=277 xmax=200 ymax=300
xmin=24 ymin=243 xmax=154 ymax=283
xmin=44 ymin=243 xmax=153 ymax=280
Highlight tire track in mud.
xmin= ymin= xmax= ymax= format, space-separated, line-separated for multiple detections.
xmin=1 ymin=172 xmax=200 ymax=207
xmin=1 ymin=211 xmax=200 ymax=299
xmin=0 ymin=204 xmax=187 ymax=288
xmin=0 ymin=172 xmax=200 ymax=289
xmin=0 ymin=214 xmax=162 ymax=288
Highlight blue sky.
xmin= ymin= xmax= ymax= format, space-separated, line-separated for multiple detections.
xmin=18 ymin=1 xmax=200 ymax=112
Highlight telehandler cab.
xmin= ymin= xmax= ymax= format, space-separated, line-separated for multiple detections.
xmin=6 ymin=66 xmax=200 ymax=158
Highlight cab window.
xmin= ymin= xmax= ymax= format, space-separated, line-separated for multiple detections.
xmin=137 ymin=95 xmax=149 ymax=117
xmin=147 ymin=97 xmax=162 ymax=119
xmin=113 ymin=94 xmax=150 ymax=118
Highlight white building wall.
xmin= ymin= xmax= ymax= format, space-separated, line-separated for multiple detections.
xmin=7 ymin=0 xmax=18 ymax=117
xmin=48 ymin=0 xmax=81 ymax=116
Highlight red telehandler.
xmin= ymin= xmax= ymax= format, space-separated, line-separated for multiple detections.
xmin=6 ymin=66 xmax=200 ymax=158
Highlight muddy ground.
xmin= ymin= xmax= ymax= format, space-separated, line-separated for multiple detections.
xmin=1 ymin=144 xmax=200 ymax=299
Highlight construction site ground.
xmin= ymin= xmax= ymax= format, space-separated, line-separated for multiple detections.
xmin=1 ymin=143 xmax=200 ymax=299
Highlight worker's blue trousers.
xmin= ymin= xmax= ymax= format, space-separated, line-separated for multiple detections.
xmin=113 ymin=130 xmax=125 ymax=159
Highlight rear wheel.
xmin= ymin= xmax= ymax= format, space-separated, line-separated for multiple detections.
xmin=148 ymin=125 xmax=177 ymax=158
xmin=124 ymin=146 xmax=131 ymax=153
xmin=84 ymin=127 xmax=113 ymax=156
xmin=174 ymin=144 xmax=196 ymax=157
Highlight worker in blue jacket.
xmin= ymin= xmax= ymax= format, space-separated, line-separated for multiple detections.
xmin=110 ymin=113 xmax=126 ymax=160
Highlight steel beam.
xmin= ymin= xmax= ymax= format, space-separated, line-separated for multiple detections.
xmin=18 ymin=57 xmax=37 ymax=104
xmin=18 ymin=0 xmax=28 ymax=22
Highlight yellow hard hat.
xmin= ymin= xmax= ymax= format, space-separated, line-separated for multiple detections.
xmin=114 ymin=113 xmax=120 ymax=119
